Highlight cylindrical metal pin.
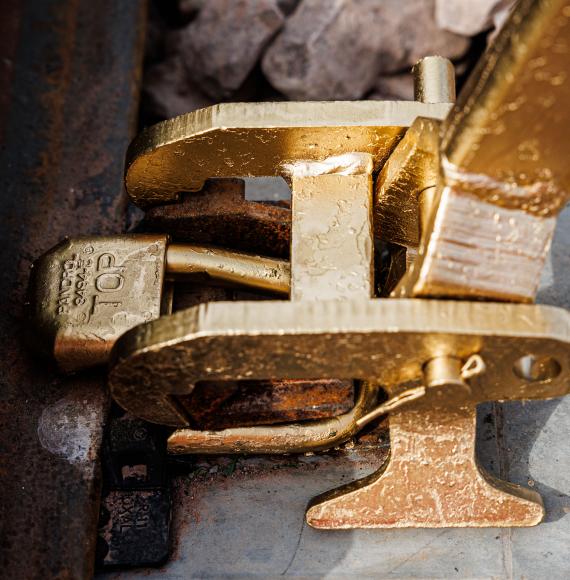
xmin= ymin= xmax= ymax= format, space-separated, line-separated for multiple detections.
xmin=413 ymin=56 xmax=456 ymax=104
xmin=423 ymin=356 xmax=465 ymax=389
xmin=423 ymin=354 xmax=485 ymax=392
xmin=166 ymin=244 xmax=290 ymax=296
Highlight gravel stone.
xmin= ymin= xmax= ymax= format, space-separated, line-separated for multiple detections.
xmin=436 ymin=0 xmax=513 ymax=36
xmin=179 ymin=0 xmax=284 ymax=99
xmin=262 ymin=0 xmax=469 ymax=101
xmin=368 ymin=73 xmax=415 ymax=101
xmin=142 ymin=56 xmax=214 ymax=121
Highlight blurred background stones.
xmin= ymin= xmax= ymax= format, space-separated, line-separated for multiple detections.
xmin=140 ymin=0 xmax=516 ymax=125
xmin=262 ymin=0 xmax=469 ymax=101
xmin=178 ymin=0 xmax=284 ymax=100
xmin=435 ymin=0 xmax=515 ymax=36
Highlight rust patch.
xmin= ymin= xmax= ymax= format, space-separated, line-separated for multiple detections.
xmin=180 ymin=379 xmax=354 ymax=429
xmin=172 ymin=283 xmax=355 ymax=428
xmin=0 ymin=0 xmax=146 ymax=577
xmin=140 ymin=178 xmax=291 ymax=257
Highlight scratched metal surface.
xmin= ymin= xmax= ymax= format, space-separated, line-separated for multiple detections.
xmin=0 ymin=0 xmax=146 ymax=577
xmin=98 ymin=206 xmax=570 ymax=579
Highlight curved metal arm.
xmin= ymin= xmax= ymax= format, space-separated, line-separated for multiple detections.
xmin=167 ymin=382 xmax=429 ymax=455
xmin=168 ymin=382 xmax=378 ymax=455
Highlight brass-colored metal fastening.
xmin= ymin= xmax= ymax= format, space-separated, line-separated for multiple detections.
xmin=374 ymin=56 xmax=455 ymax=249
xmin=168 ymin=382 xmax=379 ymax=455
xmin=373 ymin=116 xmax=441 ymax=248
xmin=165 ymin=243 xmax=289 ymax=295
xmin=111 ymin=296 xmax=570 ymax=421
xmin=306 ymin=0 xmax=570 ymax=528
xmin=413 ymin=56 xmax=456 ymax=105
xmin=307 ymin=405 xmax=545 ymax=529
xmin=169 ymin=382 xmax=429 ymax=455
xmin=113 ymin=97 xmax=453 ymax=427
xmin=29 ymin=235 xmax=289 ymax=371
xmin=397 ymin=0 xmax=570 ymax=302
xmin=124 ymin=100 xmax=452 ymax=208
xmin=107 ymin=0 xmax=570 ymax=530
xmin=423 ymin=354 xmax=486 ymax=391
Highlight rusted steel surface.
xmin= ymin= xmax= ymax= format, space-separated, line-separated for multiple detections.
xmin=180 ymin=379 xmax=355 ymax=430
xmin=140 ymin=178 xmax=291 ymax=257
xmin=0 ymin=0 xmax=146 ymax=577
xmin=0 ymin=0 xmax=21 ymax=142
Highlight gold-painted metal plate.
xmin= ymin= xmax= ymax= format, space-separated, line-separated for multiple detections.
xmin=442 ymin=0 xmax=570 ymax=213
xmin=374 ymin=116 xmax=441 ymax=248
xmin=395 ymin=0 xmax=570 ymax=302
xmin=290 ymin=168 xmax=374 ymax=301
xmin=30 ymin=235 xmax=168 ymax=372
xmin=307 ymin=406 xmax=544 ymax=528
xmin=125 ymin=101 xmax=452 ymax=207
xmin=109 ymin=299 xmax=570 ymax=426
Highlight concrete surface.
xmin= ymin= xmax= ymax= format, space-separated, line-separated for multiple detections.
xmin=244 ymin=176 xmax=291 ymax=202
xmin=100 ymin=205 xmax=570 ymax=579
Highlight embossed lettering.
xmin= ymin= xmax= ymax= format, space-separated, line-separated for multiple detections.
xmin=95 ymin=272 xmax=124 ymax=292
xmin=56 ymin=252 xmax=94 ymax=315
xmin=97 ymin=253 xmax=115 ymax=270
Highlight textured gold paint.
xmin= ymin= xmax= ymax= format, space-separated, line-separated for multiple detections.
xmin=125 ymin=101 xmax=451 ymax=207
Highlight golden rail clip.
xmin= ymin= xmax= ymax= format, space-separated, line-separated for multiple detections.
xmin=108 ymin=0 xmax=570 ymax=528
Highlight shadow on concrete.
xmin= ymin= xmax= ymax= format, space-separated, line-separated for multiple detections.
xmin=477 ymin=206 xmax=570 ymax=525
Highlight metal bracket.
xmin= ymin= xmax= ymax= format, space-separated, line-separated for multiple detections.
xmin=307 ymin=405 xmax=544 ymax=528
xmin=110 ymin=1 xmax=570 ymax=529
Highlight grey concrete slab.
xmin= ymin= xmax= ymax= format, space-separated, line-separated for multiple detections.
xmin=504 ymin=398 xmax=570 ymax=579
xmin=99 ymin=450 xmax=506 ymax=579
xmin=244 ymin=176 xmax=291 ymax=202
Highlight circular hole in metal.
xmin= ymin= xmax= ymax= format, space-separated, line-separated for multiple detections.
xmin=513 ymin=355 xmax=561 ymax=382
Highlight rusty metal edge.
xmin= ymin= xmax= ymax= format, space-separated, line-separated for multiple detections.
xmin=0 ymin=0 xmax=147 ymax=577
